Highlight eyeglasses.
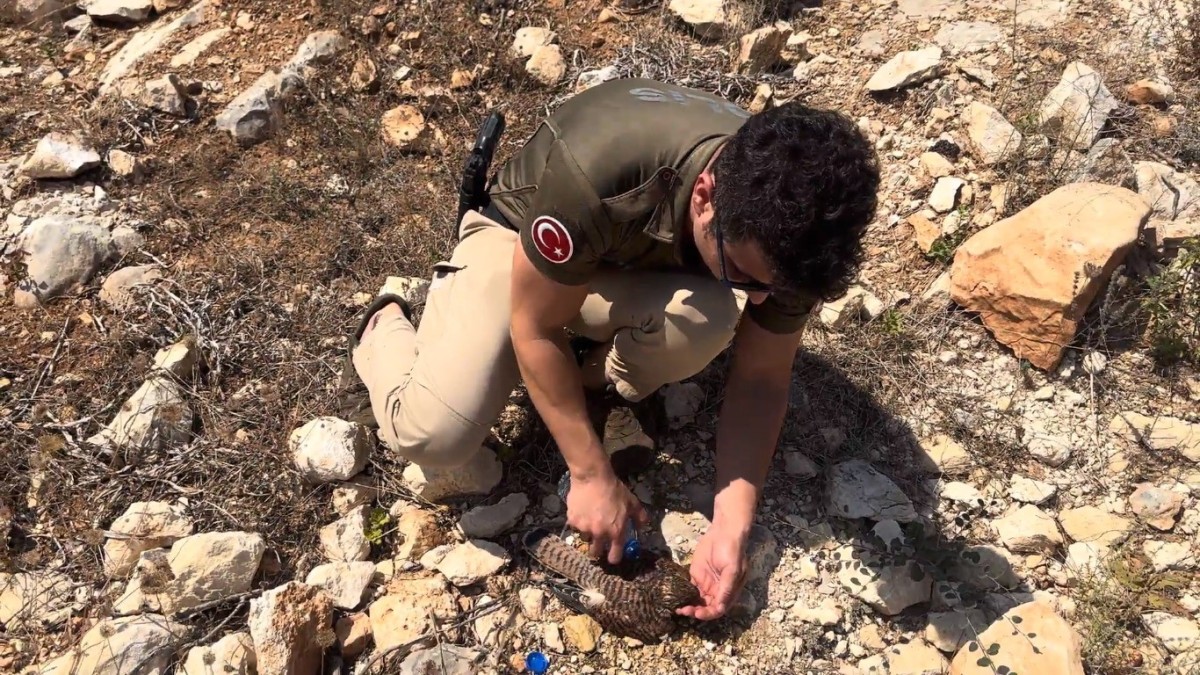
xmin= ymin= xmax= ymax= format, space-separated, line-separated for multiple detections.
xmin=714 ymin=226 xmax=773 ymax=293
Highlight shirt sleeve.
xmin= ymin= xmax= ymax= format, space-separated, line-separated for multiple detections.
xmin=517 ymin=138 xmax=612 ymax=286
xmin=746 ymin=291 xmax=818 ymax=334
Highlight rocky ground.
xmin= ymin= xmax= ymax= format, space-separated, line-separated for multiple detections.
xmin=2 ymin=0 xmax=1200 ymax=673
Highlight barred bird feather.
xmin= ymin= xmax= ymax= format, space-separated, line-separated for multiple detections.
xmin=522 ymin=527 xmax=701 ymax=643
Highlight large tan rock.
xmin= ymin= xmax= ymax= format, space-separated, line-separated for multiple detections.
xmin=948 ymin=183 xmax=1150 ymax=370
xmin=248 ymin=582 xmax=334 ymax=675
xmin=950 ymin=600 xmax=1083 ymax=674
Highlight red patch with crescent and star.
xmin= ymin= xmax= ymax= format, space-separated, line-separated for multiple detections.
xmin=531 ymin=215 xmax=574 ymax=264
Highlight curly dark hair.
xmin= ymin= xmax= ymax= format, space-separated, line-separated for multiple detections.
xmin=710 ymin=102 xmax=880 ymax=302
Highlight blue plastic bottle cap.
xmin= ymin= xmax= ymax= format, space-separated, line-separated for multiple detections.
xmin=623 ymin=537 xmax=641 ymax=560
xmin=526 ymin=651 xmax=549 ymax=673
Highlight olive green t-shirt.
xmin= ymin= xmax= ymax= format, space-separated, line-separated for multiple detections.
xmin=487 ymin=77 xmax=816 ymax=334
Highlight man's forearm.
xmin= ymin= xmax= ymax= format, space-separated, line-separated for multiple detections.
xmin=512 ymin=331 xmax=611 ymax=480
xmin=711 ymin=369 xmax=789 ymax=532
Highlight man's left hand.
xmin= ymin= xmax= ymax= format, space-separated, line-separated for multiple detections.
xmin=675 ymin=522 xmax=748 ymax=621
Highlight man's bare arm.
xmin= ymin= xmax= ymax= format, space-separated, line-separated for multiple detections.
xmin=508 ymin=242 xmax=608 ymax=480
xmin=711 ymin=316 xmax=804 ymax=534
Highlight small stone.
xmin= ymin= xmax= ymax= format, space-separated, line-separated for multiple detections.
xmin=526 ymin=44 xmax=566 ymax=86
xmin=400 ymin=645 xmax=485 ymax=674
xmin=381 ymin=104 xmax=444 ymax=154
xmin=519 ymin=588 xmax=546 ymax=619
xmin=401 ymin=449 xmax=502 ymax=501
xmin=85 ymin=0 xmax=153 ymax=22
xmin=1010 ymin=475 xmax=1057 ymax=505
xmin=19 ymin=131 xmax=101 ymax=179
xmin=828 ymin=459 xmax=918 ymax=522
xmin=351 ymin=57 xmax=378 ymax=91
xmin=113 ymin=531 xmax=265 ymax=616
xmin=866 ymin=46 xmax=943 ymax=91
xmin=918 ymin=434 xmax=973 ymax=475
xmin=734 ymin=22 xmax=792 ymax=74
xmin=667 ymin=0 xmax=742 ymax=40
xmin=1143 ymin=612 xmax=1200 ymax=654
xmin=180 ymin=632 xmax=255 ymax=675
xmin=964 ymin=101 xmax=1023 ymax=165
xmin=1129 ymin=483 xmax=1185 ymax=531
xmin=99 ymin=264 xmax=163 ymax=311
xmin=563 ymin=614 xmax=602 ymax=652
xmin=909 ymin=213 xmax=941 ymax=253
xmin=153 ymin=336 xmax=198 ymax=379
xmin=1058 ymin=506 xmax=1133 ymax=548
xmin=102 ymin=501 xmax=193 ymax=579
xmin=369 ymin=577 xmax=457 ymax=650
xmin=919 ymin=151 xmax=955 ymax=179
xmin=335 ymin=613 xmax=372 ymax=660
xmin=459 ymin=493 xmax=529 ymax=538
xmin=887 ymin=640 xmax=949 ymax=674
xmin=929 ymin=176 xmax=965 ymax=213
xmin=1125 ymin=79 xmax=1174 ymax=105
xmin=793 ymin=597 xmax=843 ymax=626
xmin=993 ymin=504 xmax=1063 ymax=553
xmin=784 ymin=451 xmax=818 ymax=478
xmin=434 ymin=539 xmax=509 ymax=586
xmin=305 ymin=561 xmax=375 ymax=610
xmin=575 ymin=65 xmax=619 ymax=93
xmin=319 ymin=506 xmax=371 ymax=562
xmin=1038 ymin=61 xmax=1119 ymax=151
xmin=289 ymin=416 xmax=370 ymax=483
xmin=107 ymin=149 xmax=146 ymax=178
xmin=248 ymin=582 xmax=334 ymax=675
xmin=511 ymin=26 xmax=555 ymax=59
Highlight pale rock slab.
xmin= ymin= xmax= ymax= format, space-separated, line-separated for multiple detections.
xmin=1134 ymin=160 xmax=1200 ymax=221
xmin=28 ymin=614 xmax=188 ymax=675
xmin=215 ymin=30 xmax=346 ymax=146
xmin=396 ymin=508 xmax=444 ymax=560
xmin=526 ymin=44 xmax=566 ymax=86
xmin=1110 ymin=412 xmax=1200 ymax=462
xmin=663 ymin=381 xmax=705 ymax=426
xmin=400 ymin=645 xmax=486 ymax=675
xmin=828 ymin=459 xmax=917 ymax=522
xmin=964 ymin=101 xmax=1023 ymax=166
xmin=888 ymin=640 xmax=949 ymax=674
xmin=1037 ymin=61 xmax=1119 ymax=151
xmin=434 ymin=539 xmax=510 ymax=587
xmin=926 ymin=609 xmax=991 ymax=653
xmin=153 ymin=336 xmax=199 ymax=379
xmin=1058 ymin=506 xmax=1133 ymax=548
xmin=918 ymin=434 xmax=973 ymax=475
xmin=1129 ymin=483 xmax=1184 ymax=530
xmin=934 ymin=21 xmax=1003 ymax=52
xmin=248 ymin=582 xmax=334 ymax=675
xmin=1009 ymin=475 xmax=1057 ymax=505
xmin=98 ymin=1 xmax=208 ymax=96
xmin=369 ymin=577 xmax=458 ymax=650
xmin=335 ymin=612 xmax=372 ymax=659
xmin=1143 ymin=612 xmax=1200 ymax=654
xmin=993 ymin=505 xmax=1063 ymax=553
xmin=83 ymin=0 xmax=153 ymax=22
xmin=929 ymin=176 xmax=965 ymax=213
xmin=949 ymin=600 xmax=1083 ymax=674
xmin=305 ymin=561 xmax=375 ymax=610
xmin=181 ymin=632 xmax=256 ymax=675
xmin=459 ymin=493 xmax=529 ymax=539
xmin=171 ymin=27 xmax=230 ymax=67
xmin=836 ymin=544 xmax=932 ymax=615
xmin=87 ymin=376 xmax=194 ymax=454
xmin=13 ymin=214 xmax=115 ymax=307
xmin=18 ymin=131 xmax=101 ymax=179
xmin=734 ymin=21 xmax=792 ymax=74
xmin=948 ymin=182 xmax=1150 ymax=370
xmin=114 ymin=531 xmax=265 ymax=615
xmin=319 ymin=506 xmax=371 ymax=562
xmin=866 ymin=46 xmax=943 ymax=91
xmin=668 ymin=0 xmax=743 ymax=39
xmin=793 ymin=596 xmax=843 ymax=626
xmin=102 ymin=500 xmax=193 ymax=578
xmin=510 ymin=26 xmax=555 ymax=59
xmin=575 ymin=65 xmax=620 ymax=93
xmin=99 ymin=264 xmax=163 ymax=310
xmin=289 ymin=416 xmax=370 ymax=483
xmin=0 ymin=571 xmax=76 ymax=630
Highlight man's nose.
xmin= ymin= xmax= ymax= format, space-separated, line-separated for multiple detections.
xmin=747 ymin=291 xmax=770 ymax=305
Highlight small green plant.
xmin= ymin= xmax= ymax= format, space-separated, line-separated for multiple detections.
xmin=364 ymin=507 xmax=392 ymax=546
xmin=1142 ymin=238 xmax=1199 ymax=368
xmin=925 ymin=227 xmax=971 ymax=265
xmin=880 ymin=308 xmax=905 ymax=336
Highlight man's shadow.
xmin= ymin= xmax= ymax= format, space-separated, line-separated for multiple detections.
xmin=637 ymin=348 xmax=1027 ymax=653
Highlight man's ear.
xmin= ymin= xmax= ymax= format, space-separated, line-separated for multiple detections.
xmin=691 ymin=171 xmax=716 ymax=219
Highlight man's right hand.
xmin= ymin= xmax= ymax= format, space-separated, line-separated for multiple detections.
xmin=565 ymin=468 xmax=650 ymax=564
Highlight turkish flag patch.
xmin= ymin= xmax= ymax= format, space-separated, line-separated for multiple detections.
xmin=531 ymin=215 xmax=574 ymax=264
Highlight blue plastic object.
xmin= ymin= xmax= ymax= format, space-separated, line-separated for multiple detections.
xmin=526 ymin=650 xmax=550 ymax=673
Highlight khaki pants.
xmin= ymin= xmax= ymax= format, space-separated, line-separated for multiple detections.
xmin=352 ymin=211 xmax=744 ymax=469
